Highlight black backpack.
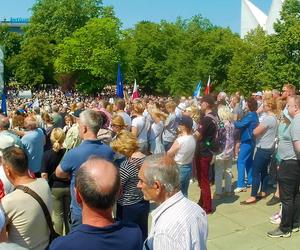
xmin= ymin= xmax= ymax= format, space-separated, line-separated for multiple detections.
xmin=205 ymin=114 xmax=227 ymax=155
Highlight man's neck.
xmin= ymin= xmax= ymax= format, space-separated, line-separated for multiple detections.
xmin=156 ymin=189 xmax=179 ymax=205
xmin=13 ymin=175 xmax=35 ymax=187
xmin=81 ymin=205 xmax=114 ymax=228
xmin=83 ymin=132 xmax=98 ymax=141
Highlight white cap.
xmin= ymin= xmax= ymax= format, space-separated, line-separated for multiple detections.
xmin=255 ymin=91 xmax=263 ymax=97
xmin=0 ymin=135 xmax=15 ymax=157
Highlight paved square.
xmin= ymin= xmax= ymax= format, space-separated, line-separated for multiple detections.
xmin=187 ymin=170 xmax=300 ymax=250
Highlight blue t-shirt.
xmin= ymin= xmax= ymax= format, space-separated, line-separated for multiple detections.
xmin=21 ymin=128 xmax=45 ymax=173
xmin=60 ymin=140 xmax=114 ymax=215
xmin=49 ymin=221 xmax=143 ymax=250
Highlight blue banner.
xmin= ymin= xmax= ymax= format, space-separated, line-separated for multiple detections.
xmin=1 ymin=93 xmax=7 ymax=116
xmin=116 ymin=64 xmax=124 ymax=98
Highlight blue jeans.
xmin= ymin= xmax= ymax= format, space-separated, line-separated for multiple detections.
xmin=251 ymin=147 xmax=273 ymax=197
xmin=179 ymin=163 xmax=192 ymax=197
xmin=237 ymin=141 xmax=255 ymax=188
xmin=116 ymin=200 xmax=149 ymax=241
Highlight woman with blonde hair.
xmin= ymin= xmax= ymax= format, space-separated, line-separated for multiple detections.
xmin=148 ymin=108 xmax=168 ymax=154
xmin=214 ymin=105 xmax=235 ymax=199
xmin=241 ymin=98 xmax=278 ymax=205
xmin=131 ymin=99 xmax=150 ymax=154
xmin=111 ymin=115 xmax=127 ymax=137
xmin=110 ymin=130 xmax=149 ymax=241
xmin=41 ymin=128 xmax=70 ymax=235
xmin=110 ymin=115 xmax=127 ymax=166
xmin=162 ymin=100 xmax=177 ymax=151
xmin=183 ymin=105 xmax=200 ymax=130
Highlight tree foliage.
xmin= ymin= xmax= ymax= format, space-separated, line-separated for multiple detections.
xmin=0 ymin=25 xmax=23 ymax=82
xmin=28 ymin=0 xmax=104 ymax=43
xmin=55 ymin=17 xmax=120 ymax=93
xmin=13 ymin=36 xmax=55 ymax=87
xmin=1 ymin=0 xmax=300 ymax=96
xmin=13 ymin=0 xmax=106 ymax=88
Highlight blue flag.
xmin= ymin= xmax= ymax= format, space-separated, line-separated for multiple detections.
xmin=1 ymin=93 xmax=7 ymax=116
xmin=116 ymin=64 xmax=124 ymax=98
xmin=193 ymin=81 xmax=202 ymax=98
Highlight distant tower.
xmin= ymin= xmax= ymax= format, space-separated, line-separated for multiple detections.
xmin=241 ymin=0 xmax=285 ymax=38
xmin=241 ymin=0 xmax=267 ymax=38
xmin=266 ymin=0 xmax=285 ymax=34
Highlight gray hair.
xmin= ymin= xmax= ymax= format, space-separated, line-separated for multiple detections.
xmin=143 ymin=154 xmax=180 ymax=193
xmin=79 ymin=109 xmax=102 ymax=135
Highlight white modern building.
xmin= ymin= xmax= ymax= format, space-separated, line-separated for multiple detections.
xmin=241 ymin=0 xmax=285 ymax=38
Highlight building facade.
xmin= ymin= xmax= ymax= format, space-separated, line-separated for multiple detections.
xmin=0 ymin=18 xmax=29 ymax=34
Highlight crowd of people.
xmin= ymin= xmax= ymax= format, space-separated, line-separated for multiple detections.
xmin=0 ymin=83 xmax=299 ymax=249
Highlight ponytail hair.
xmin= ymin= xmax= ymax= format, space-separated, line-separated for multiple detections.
xmin=50 ymin=128 xmax=65 ymax=152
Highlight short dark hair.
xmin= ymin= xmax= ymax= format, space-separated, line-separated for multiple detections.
xmin=75 ymin=158 xmax=120 ymax=210
xmin=2 ymin=147 xmax=28 ymax=174
xmin=247 ymin=97 xmax=258 ymax=112
xmin=202 ymin=95 xmax=215 ymax=107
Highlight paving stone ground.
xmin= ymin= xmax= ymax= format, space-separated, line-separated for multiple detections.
xmin=185 ymin=165 xmax=300 ymax=250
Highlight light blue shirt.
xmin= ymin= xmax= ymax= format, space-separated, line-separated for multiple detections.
xmin=21 ymin=128 xmax=45 ymax=173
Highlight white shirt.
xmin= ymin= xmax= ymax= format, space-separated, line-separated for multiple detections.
xmin=145 ymin=191 xmax=208 ymax=250
xmin=132 ymin=116 xmax=149 ymax=143
xmin=174 ymin=135 xmax=196 ymax=165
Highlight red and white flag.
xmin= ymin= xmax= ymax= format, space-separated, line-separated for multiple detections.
xmin=204 ymin=75 xmax=211 ymax=95
xmin=131 ymin=79 xmax=139 ymax=100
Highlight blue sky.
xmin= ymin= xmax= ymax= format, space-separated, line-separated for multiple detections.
xmin=0 ymin=0 xmax=272 ymax=34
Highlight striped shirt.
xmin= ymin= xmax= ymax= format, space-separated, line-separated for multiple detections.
xmin=144 ymin=191 xmax=208 ymax=250
xmin=117 ymin=157 xmax=145 ymax=206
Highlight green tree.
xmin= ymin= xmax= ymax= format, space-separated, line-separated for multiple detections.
xmin=0 ymin=25 xmax=23 ymax=82
xmin=227 ymin=27 xmax=269 ymax=95
xmin=13 ymin=36 xmax=55 ymax=87
xmin=55 ymin=17 xmax=120 ymax=93
xmin=14 ymin=0 xmax=109 ymax=89
xmin=265 ymin=0 xmax=300 ymax=89
xmin=120 ymin=21 xmax=169 ymax=94
xmin=28 ymin=0 xmax=104 ymax=43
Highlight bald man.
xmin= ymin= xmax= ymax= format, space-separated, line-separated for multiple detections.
xmin=21 ymin=116 xmax=45 ymax=175
xmin=50 ymin=156 xmax=143 ymax=250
